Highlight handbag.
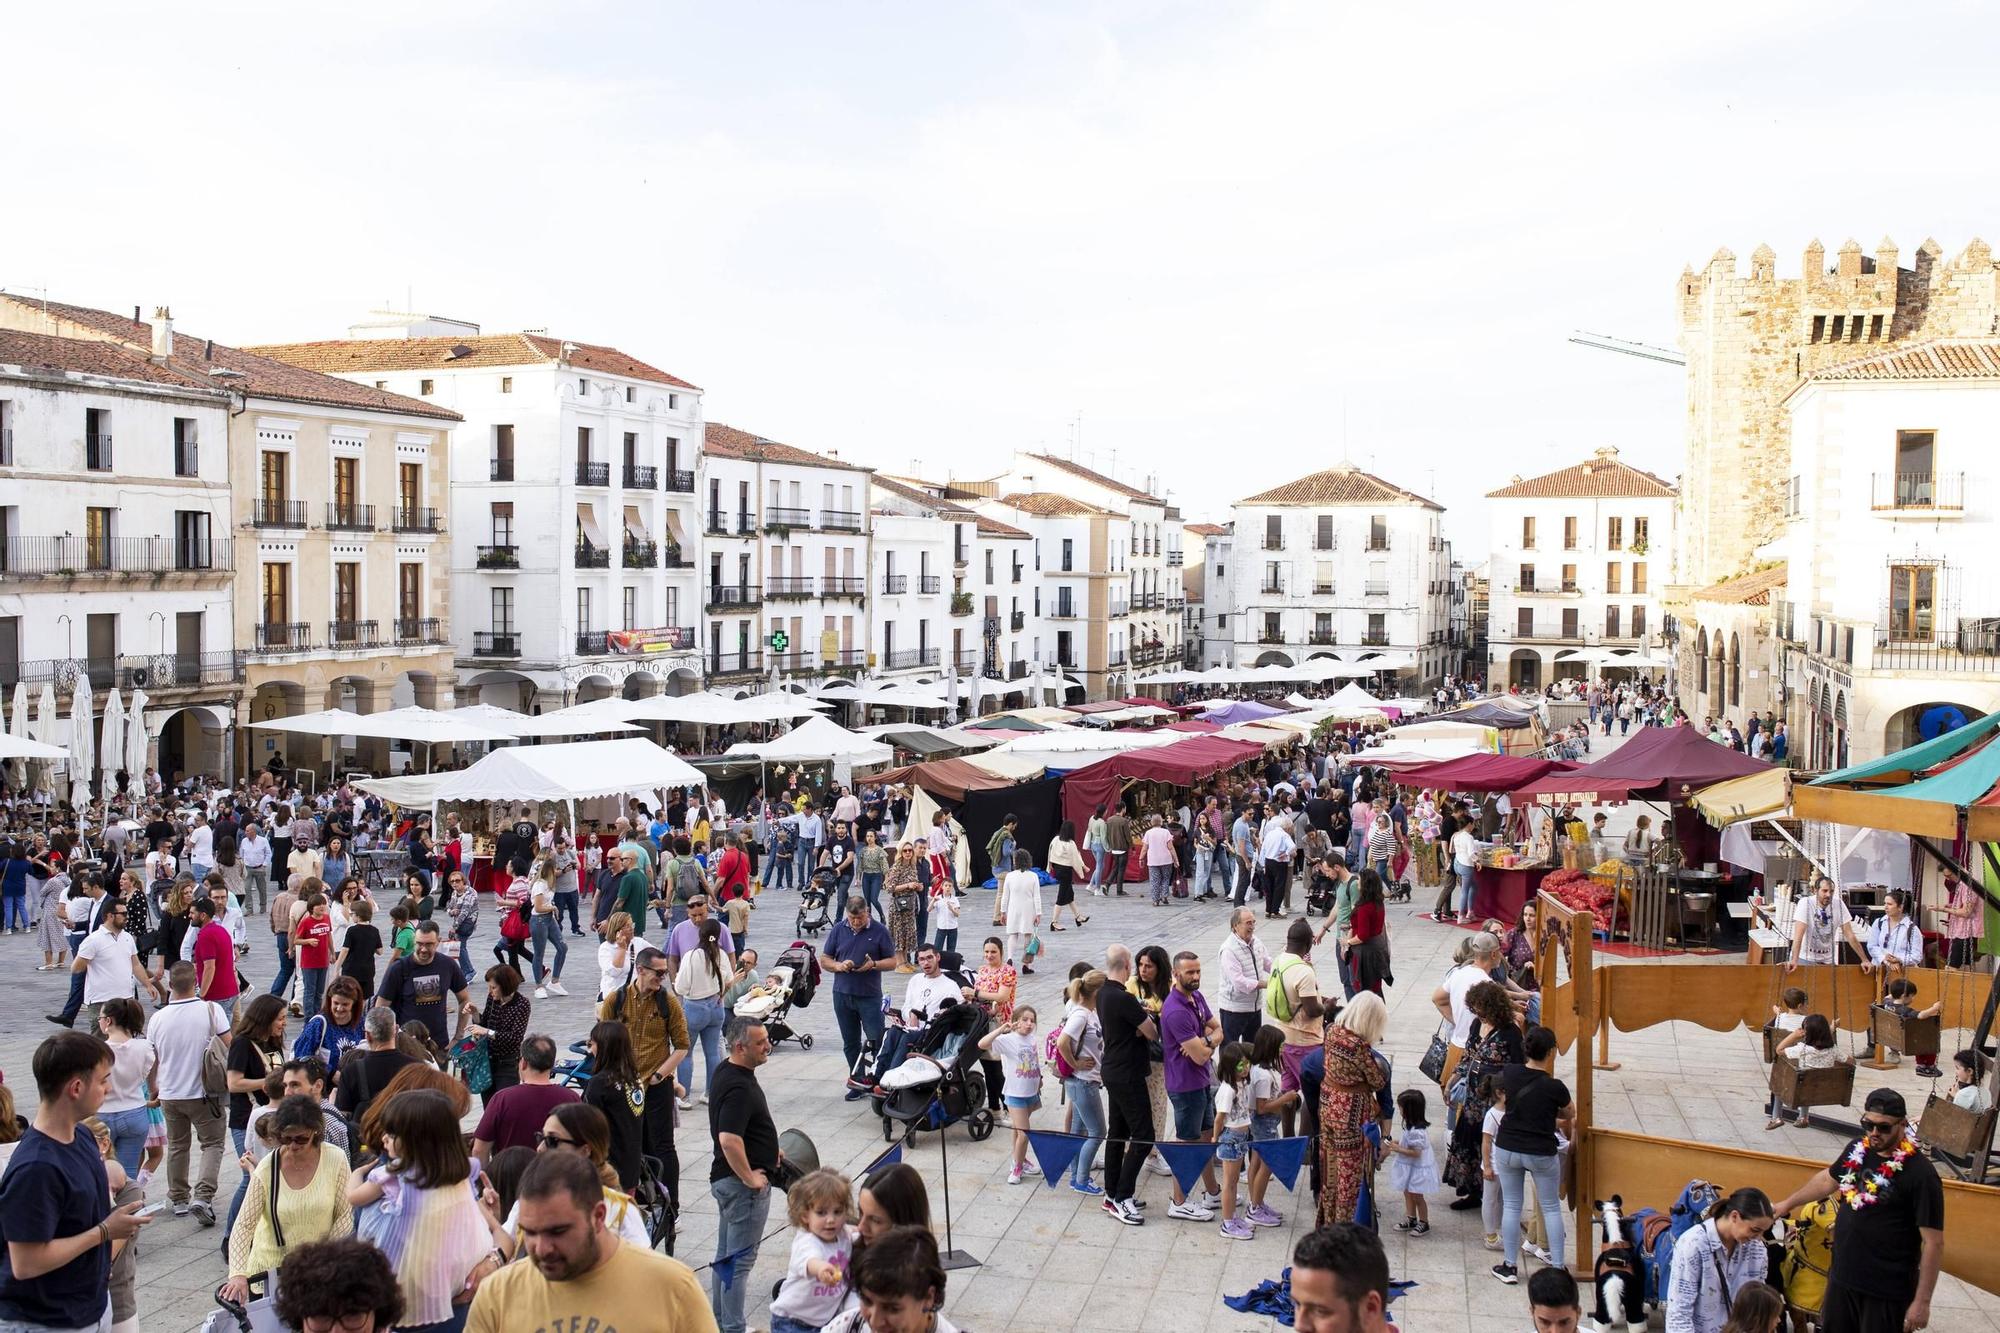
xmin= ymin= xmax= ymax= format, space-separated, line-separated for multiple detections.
xmin=1023 ymin=933 xmax=1042 ymax=961
xmin=1418 ymin=1020 xmax=1451 ymax=1086
xmin=204 ymin=1275 xmax=285 ymax=1333
xmin=451 ymin=1034 xmax=494 ymax=1095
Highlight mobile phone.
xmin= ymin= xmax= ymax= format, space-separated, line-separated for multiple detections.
xmin=134 ymin=1202 xmax=169 ymax=1218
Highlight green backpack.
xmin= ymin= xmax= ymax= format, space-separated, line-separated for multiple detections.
xmin=1266 ymin=954 xmax=1307 ymax=1023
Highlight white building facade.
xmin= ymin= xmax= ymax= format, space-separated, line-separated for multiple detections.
xmin=0 ymin=330 xmax=238 ymax=779
xmin=1778 ymin=340 xmax=2000 ymax=766
xmin=250 ymin=324 xmax=704 ymax=711
xmin=1483 ymin=448 xmax=1676 ymax=690
xmin=1197 ymin=524 xmax=1235 ymax=670
xmin=1227 ymin=465 xmax=1451 ymax=686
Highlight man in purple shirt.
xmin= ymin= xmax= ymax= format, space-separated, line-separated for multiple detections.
xmin=661 ymin=895 xmax=737 ymax=974
xmin=1160 ymin=950 xmax=1223 ymax=1220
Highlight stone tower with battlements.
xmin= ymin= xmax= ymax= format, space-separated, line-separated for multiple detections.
xmin=1676 ymin=237 xmax=2000 ymax=588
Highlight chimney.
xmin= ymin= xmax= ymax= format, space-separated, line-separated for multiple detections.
xmin=558 ymin=340 xmax=577 ymax=368
xmin=149 ymin=307 xmax=173 ymax=359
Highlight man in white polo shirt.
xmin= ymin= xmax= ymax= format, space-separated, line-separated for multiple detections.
xmin=146 ymin=961 xmax=231 ymax=1225
xmin=63 ymin=897 xmax=163 ymax=1030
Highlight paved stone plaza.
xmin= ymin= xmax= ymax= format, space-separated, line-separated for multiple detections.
xmin=17 ymin=733 xmax=1997 ymax=1330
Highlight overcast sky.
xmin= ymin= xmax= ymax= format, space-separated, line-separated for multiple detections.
xmin=8 ymin=1 xmax=2000 ymax=556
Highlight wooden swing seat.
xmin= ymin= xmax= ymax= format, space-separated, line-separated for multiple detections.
xmin=1868 ymin=1004 xmax=1941 ymax=1059
xmin=1919 ymin=1096 xmax=1999 ymax=1175
xmin=1769 ymin=1056 xmax=1857 ymax=1108
xmin=1761 ymin=1024 xmax=1780 ymax=1063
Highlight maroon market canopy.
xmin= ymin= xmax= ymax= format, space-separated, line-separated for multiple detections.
xmin=1509 ymin=724 xmax=1771 ymax=805
xmin=1061 ymin=736 xmax=1266 ymax=846
xmin=1394 ymin=753 xmax=1577 ymax=794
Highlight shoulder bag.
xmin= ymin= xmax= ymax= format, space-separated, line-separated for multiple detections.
xmin=1417 ymin=1019 xmax=1451 ymax=1086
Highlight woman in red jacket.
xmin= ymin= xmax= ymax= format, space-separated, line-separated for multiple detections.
xmin=1343 ymin=869 xmax=1392 ymax=995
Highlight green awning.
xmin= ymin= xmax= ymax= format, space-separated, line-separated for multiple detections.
xmin=1811 ymin=709 xmax=2000 ymax=787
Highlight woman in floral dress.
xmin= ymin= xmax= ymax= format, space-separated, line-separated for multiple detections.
xmin=885 ymin=843 xmax=923 ymax=963
xmin=1318 ymin=993 xmax=1389 ymax=1228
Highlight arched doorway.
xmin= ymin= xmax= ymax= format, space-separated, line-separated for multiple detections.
xmin=1884 ymin=701 xmax=1985 ymax=753
xmin=621 ymin=670 xmax=662 ymax=701
xmin=574 ymin=674 xmax=615 ymax=705
xmin=1509 ymin=649 xmax=1542 ymax=690
xmin=1253 ymin=651 xmax=1294 ymax=669
xmin=246 ymin=680 xmax=308 ymax=778
xmin=155 ymin=706 xmax=230 ymax=788
xmin=1728 ymin=634 xmax=1742 ymax=710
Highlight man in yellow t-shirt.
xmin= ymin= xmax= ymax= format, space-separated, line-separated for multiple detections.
xmin=466 ymin=1150 xmax=716 ymax=1333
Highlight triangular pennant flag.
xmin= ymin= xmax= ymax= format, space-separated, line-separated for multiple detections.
xmin=1026 ymin=1130 xmax=1083 ymax=1187
xmin=1155 ymin=1140 xmax=1218 ymax=1197
xmin=1251 ymin=1136 xmax=1310 ymax=1192
xmin=866 ymin=1141 xmax=903 ymax=1174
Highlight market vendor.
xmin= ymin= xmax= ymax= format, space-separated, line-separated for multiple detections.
xmin=1788 ymin=876 xmax=1872 ymax=971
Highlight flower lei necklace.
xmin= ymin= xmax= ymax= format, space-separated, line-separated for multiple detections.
xmin=1836 ymin=1129 xmax=1920 ymax=1211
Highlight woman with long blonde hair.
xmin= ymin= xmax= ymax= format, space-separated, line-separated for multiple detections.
xmin=527 ymin=853 xmax=569 ymax=998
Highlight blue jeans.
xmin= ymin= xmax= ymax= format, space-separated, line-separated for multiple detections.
xmin=100 ymin=1105 xmax=150 ymax=1177
xmin=268 ymin=932 xmax=295 ymax=997
xmin=1064 ymin=1076 xmax=1106 ymax=1184
xmin=1193 ymin=847 xmax=1213 ymax=896
xmin=1455 ymin=863 xmax=1476 ymax=917
xmin=1494 ymin=1145 xmax=1564 ymax=1269
xmin=682 ymin=995 xmax=725 ymax=1098
xmin=860 ymin=871 xmax=884 ymax=920
xmin=1087 ymin=844 xmax=1106 ymax=887
xmin=530 ymin=913 xmax=567 ymax=984
xmin=554 ymin=890 xmax=581 ymax=932
xmin=299 ymin=966 xmax=326 ymax=1020
xmin=793 ymin=840 xmax=816 ymax=887
xmin=1370 ymin=858 xmax=1391 ymax=887
xmin=0 ymin=1307 xmax=108 ymax=1332
xmin=914 ymin=894 xmax=929 ymax=947
xmin=1 ymin=892 xmax=23 ymax=931
xmin=709 ymin=1174 xmax=774 ymax=1333
xmin=763 ymin=851 xmax=792 ymax=891
xmin=223 ymin=1126 xmax=249 ymax=1246
xmin=934 ymin=926 xmax=958 ymax=957
xmin=58 ymin=933 xmax=87 ymax=1022
xmin=831 ymin=988 xmax=885 ymax=1074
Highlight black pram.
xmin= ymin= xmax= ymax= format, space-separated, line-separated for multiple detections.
xmin=870 ymin=998 xmax=995 ymax=1144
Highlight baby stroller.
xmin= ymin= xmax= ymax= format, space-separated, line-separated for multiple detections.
xmin=873 ymin=998 xmax=995 ymax=1144
xmin=795 ymin=870 xmax=835 ymax=938
xmin=732 ymin=942 xmax=821 ymax=1051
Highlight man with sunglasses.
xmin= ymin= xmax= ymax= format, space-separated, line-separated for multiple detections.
xmin=1774 ymin=1088 xmax=1943 ymax=1333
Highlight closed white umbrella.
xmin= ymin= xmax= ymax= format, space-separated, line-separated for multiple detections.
xmin=99 ymin=689 xmax=125 ymax=799
xmin=5 ymin=682 xmax=27 ymax=789
xmin=126 ymin=688 xmax=149 ymax=782
xmin=69 ymin=673 xmax=95 ymax=811
xmin=34 ymin=683 xmax=60 ymax=799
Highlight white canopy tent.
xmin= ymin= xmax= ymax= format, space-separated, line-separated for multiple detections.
xmin=1335 ymin=737 xmax=1485 ymax=767
xmin=817 ymin=686 xmax=954 ymax=712
xmin=725 ymin=715 xmax=893 ymax=767
xmin=248 ymin=706 xmax=515 ymax=744
xmin=428 ymin=737 xmax=706 ymax=807
xmin=443 ymin=703 xmax=641 ymax=739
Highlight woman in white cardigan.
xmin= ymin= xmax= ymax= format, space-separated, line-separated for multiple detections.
xmin=992 ymin=849 xmax=1044 ymax=974
xmin=1045 ymin=820 xmax=1090 ymax=931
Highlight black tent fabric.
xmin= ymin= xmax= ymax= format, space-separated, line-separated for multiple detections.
xmin=959 ymin=774 xmax=1063 ymax=886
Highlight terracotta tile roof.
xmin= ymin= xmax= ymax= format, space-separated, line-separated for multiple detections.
xmin=1184 ymin=521 xmax=1230 ymax=536
xmin=247 ymin=333 xmax=699 ymax=390
xmin=1022 ymin=453 xmax=1160 ymax=503
xmin=1239 ymin=465 xmax=1443 ymax=510
xmin=703 ymin=422 xmax=869 ymax=473
xmin=1485 ymin=451 xmax=1675 ymax=500
xmin=1692 ymin=564 xmax=1788 ymax=605
xmin=0 ymin=297 xmax=460 ymax=421
xmin=0 ymin=328 xmax=230 ymax=395
xmin=995 ymin=492 xmax=1119 ymax=517
xmin=973 ymin=513 xmax=1031 ymax=539
xmin=1807 ymin=337 xmax=2000 ymax=383
xmin=869 ymin=473 xmax=975 ymax=515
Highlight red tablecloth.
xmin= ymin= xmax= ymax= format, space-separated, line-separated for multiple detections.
xmin=470 ymin=854 xmax=497 ymax=896
xmin=1471 ymin=864 xmax=1551 ymax=923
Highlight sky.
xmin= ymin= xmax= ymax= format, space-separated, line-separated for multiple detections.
xmin=8 ymin=1 xmax=2000 ymax=557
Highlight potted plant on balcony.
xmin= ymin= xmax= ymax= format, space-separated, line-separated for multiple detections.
xmin=1630 ymin=539 xmax=1649 ymax=556
xmin=950 ymin=591 xmax=974 ymax=616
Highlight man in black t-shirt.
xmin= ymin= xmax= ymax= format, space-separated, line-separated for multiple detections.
xmin=1096 ymin=944 xmax=1160 ymax=1227
xmin=1775 ymin=1087 xmax=1944 ymax=1333
xmin=374 ymin=921 xmax=469 ymax=1042
xmin=709 ymin=1017 xmax=779 ymax=1333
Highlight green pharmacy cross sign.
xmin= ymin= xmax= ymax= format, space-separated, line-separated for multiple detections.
xmin=768 ymin=630 xmax=790 ymax=652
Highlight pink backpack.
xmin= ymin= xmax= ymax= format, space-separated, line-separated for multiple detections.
xmin=1043 ymin=1025 xmax=1075 ymax=1080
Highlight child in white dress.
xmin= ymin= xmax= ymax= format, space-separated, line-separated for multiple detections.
xmin=1387 ymin=1087 xmax=1442 ymax=1235
xmin=769 ymin=1168 xmax=858 ymax=1333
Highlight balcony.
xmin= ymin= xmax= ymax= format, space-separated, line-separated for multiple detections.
xmin=705 ymin=584 xmax=762 ymax=609
xmin=1167 ymin=595 xmax=1185 ymax=610
xmin=394 ymin=617 xmax=445 ymax=646
xmin=251 ymin=499 xmax=307 ymax=529
xmin=823 ymin=576 xmax=866 ymax=598
xmin=325 ymin=503 xmax=376 ymax=532
xmin=1167 ymin=550 xmax=1184 ymax=566
xmin=664 ymin=468 xmax=695 ymax=493
xmin=883 ymin=574 xmax=908 ymax=595
xmin=1365 ymin=580 xmax=1391 ymax=597
xmin=1108 ymin=649 xmax=1128 ymax=666
xmin=473 ymin=631 xmax=521 ymax=658
xmin=1256 ymin=631 xmax=1287 ymax=645
xmin=766 ymin=506 xmax=811 ymax=529
xmin=328 ymin=619 xmax=380 ymax=648
xmin=885 ymin=647 xmax=939 ymax=670
xmin=0 ymin=650 xmax=243 ymax=692
xmin=0 ymin=535 xmax=232 ymax=579
xmin=919 ymin=574 xmax=942 ymax=595
xmin=576 ymin=630 xmax=609 ymax=656
xmin=772 ymin=648 xmax=865 ymax=676
xmin=575 ymin=461 xmax=610 ymax=487
xmin=575 ymin=543 xmax=611 ymax=569
xmin=954 ymin=650 xmax=981 ymax=672
xmin=174 ymin=439 xmax=199 ymax=477
xmin=706 ymin=512 xmax=730 ymax=535
xmin=1871 ymin=471 xmax=1964 ymax=513
xmin=1308 ymin=631 xmax=1336 ymax=645
xmin=87 ymin=433 xmax=113 ymax=471
xmin=622 ymin=541 xmax=658 ymax=569
xmin=821 ymin=509 xmax=863 ymax=533
xmin=1108 ymin=602 xmax=1129 ymax=618
xmin=707 ymin=650 xmax=765 ymax=678
xmin=1011 ymin=610 xmax=1026 ymax=631
xmin=1366 ymin=537 xmax=1391 ymax=552
xmin=1360 ymin=631 xmax=1391 ymax=647
xmin=392 ymin=507 xmax=443 ymax=533
xmin=950 ymin=592 xmax=974 ymax=616
xmin=1873 ymin=617 xmax=2000 ymax=670
xmin=1312 ymin=581 xmax=1335 ymax=596
xmin=255 ymin=621 xmax=313 ymax=654
xmin=1049 ymin=604 xmax=1080 ymax=620
xmin=490 ymin=458 xmax=515 ymax=482
xmin=1009 ymin=659 xmax=1028 ymax=679
xmin=737 ymin=514 xmax=759 ymax=536
xmin=623 ymin=463 xmax=657 ymax=490
xmin=1263 ymin=535 xmax=1286 ymax=551
xmin=1312 ymin=538 xmax=1337 ymax=553
xmin=1514 ymin=582 xmax=1580 ymax=598
xmin=768 ymin=576 xmax=816 ymax=599
xmin=662 ymin=544 xmax=693 ymax=569
xmin=1260 ymin=579 xmax=1285 ymax=595
xmin=476 ymin=545 xmax=519 ymax=569
xmin=1010 ymin=565 xmax=1024 ymax=584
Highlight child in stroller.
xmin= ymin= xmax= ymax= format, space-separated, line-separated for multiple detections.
xmin=871 ymin=997 xmax=996 ymax=1143
xmin=796 ymin=869 xmax=836 ymax=938
xmin=731 ymin=942 xmax=822 ymax=1051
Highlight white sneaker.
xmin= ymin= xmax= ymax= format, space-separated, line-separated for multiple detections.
xmin=1196 ymin=1190 xmax=1223 ymax=1211
xmin=546 ymin=980 xmax=569 ymax=997
xmin=1146 ymin=1155 xmax=1175 ymax=1177
xmin=533 ymin=986 xmax=549 ymax=1000
xmin=1168 ymin=1199 xmax=1216 ymax=1222
xmin=677 ymin=1096 xmax=695 ymax=1112
xmin=1007 ymin=1165 xmax=1024 ymax=1185
xmin=1524 ymin=1243 xmax=1552 ymax=1265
